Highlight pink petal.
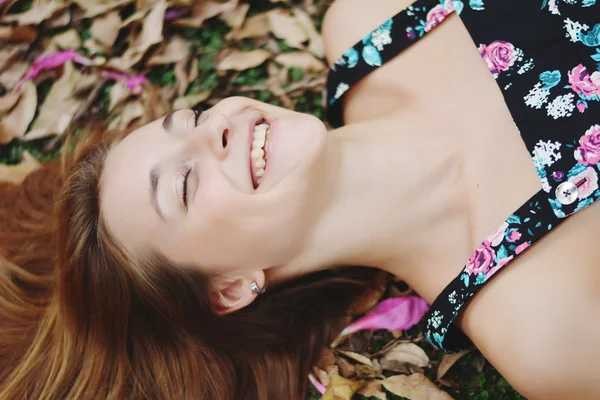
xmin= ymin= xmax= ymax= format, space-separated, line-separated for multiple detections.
xmin=308 ymin=374 xmax=326 ymax=395
xmin=101 ymin=71 xmax=149 ymax=94
xmin=16 ymin=50 xmax=93 ymax=90
xmin=340 ymin=296 xmax=429 ymax=337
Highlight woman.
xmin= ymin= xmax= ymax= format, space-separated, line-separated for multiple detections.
xmin=1 ymin=0 xmax=599 ymax=399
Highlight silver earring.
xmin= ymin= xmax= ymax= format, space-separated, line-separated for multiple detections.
xmin=251 ymin=281 xmax=265 ymax=294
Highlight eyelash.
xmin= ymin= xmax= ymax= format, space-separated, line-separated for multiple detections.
xmin=180 ymin=167 xmax=191 ymax=209
xmin=192 ymin=107 xmax=203 ymax=127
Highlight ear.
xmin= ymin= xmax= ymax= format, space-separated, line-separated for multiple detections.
xmin=210 ymin=270 xmax=265 ymax=315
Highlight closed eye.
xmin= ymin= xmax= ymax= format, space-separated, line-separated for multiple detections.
xmin=177 ymin=167 xmax=192 ymax=210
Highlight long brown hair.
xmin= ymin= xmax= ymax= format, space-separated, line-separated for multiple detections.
xmin=0 ymin=112 xmax=378 ymax=399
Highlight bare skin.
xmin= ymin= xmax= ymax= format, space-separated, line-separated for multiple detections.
xmin=322 ymin=0 xmax=600 ymax=398
xmin=100 ymin=1 xmax=600 ymax=398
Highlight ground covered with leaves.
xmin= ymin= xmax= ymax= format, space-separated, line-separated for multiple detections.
xmin=0 ymin=0 xmax=525 ymax=398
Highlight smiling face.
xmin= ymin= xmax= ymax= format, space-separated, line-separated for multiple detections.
xmin=100 ymin=97 xmax=328 ymax=273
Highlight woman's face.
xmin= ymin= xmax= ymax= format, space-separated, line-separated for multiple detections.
xmin=100 ymin=97 xmax=328 ymax=273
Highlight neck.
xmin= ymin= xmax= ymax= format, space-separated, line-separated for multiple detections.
xmin=266 ymin=117 xmax=458 ymax=285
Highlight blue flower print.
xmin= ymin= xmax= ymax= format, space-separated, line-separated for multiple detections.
xmin=344 ymin=48 xmax=359 ymax=68
xmin=362 ymin=45 xmax=382 ymax=66
xmin=539 ymin=70 xmax=561 ymax=90
xmin=580 ymin=23 xmax=600 ymax=47
xmin=469 ymin=0 xmax=485 ymax=10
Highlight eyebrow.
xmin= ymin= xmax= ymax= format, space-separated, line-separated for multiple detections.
xmin=162 ymin=110 xmax=175 ymax=133
xmin=150 ymin=165 xmax=166 ymax=221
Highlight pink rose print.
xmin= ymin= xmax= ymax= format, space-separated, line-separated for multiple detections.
xmin=515 ymin=242 xmax=531 ymax=255
xmin=465 ymin=240 xmax=496 ymax=275
xmin=484 ymin=256 xmax=514 ymax=282
xmin=507 ymin=230 xmax=521 ymax=243
xmin=592 ymin=71 xmax=600 ymax=88
xmin=425 ymin=5 xmax=449 ymax=32
xmin=569 ymin=166 xmax=599 ymax=199
xmin=486 ymin=221 xmax=508 ymax=247
xmin=568 ymin=64 xmax=599 ymax=98
xmin=577 ymin=101 xmax=587 ymax=113
xmin=574 ymin=124 xmax=600 ymax=166
xmin=478 ymin=41 xmax=517 ymax=77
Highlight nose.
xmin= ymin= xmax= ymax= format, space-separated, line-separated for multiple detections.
xmin=188 ymin=110 xmax=232 ymax=160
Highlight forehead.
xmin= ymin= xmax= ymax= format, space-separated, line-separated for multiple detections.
xmin=100 ymin=118 xmax=168 ymax=253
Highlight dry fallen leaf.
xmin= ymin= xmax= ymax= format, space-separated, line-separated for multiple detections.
xmin=0 ymin=62 xmax=29 ymax=90
xmin=91 ymin=10 xmax=122 ymax=48
xmin=382 ymin=373 xmax=453 ymax=400
xmin=275 ymin=51 xmax=325 ymax=72
xmin=72 ymin=0 xmax=133 ymax=18
xmin=109 ymin=82 xmax=132 ymax=112
xmin=436 ymin=349 xmax=471 ymax=381
xmin=173 ymin=89 xmax=214 ymax=110
xmin=293 ymin=8 xmax=324 ymax=58
xmin=217 ymin=49 xmax=271 ymax=71
xmin=0 ymin=90 xmax=21 ymax=116
xmin=336 ymin=355 xmax=356 ymax=378
xmin=338 ymin=350 xmax=373 ymax=367
xmin=219 ymin=2 xmax=249 ymax=29
xmin=322 ymin=375 xmax=364 ymax=400
xmin=108 ymin=1 xmax=167 ymax=70
xmin=172 ymin=0 xmax=237 ymax=28
xmin=48 ymin=29 xmax=82 ymax=52
xmin=0 ymin=82 xmax=37 ymax=144
xmin=46 ymin=7 xmax=71 ymax=28
xmin=380 ymin=343 xmax=429 ymax=368
xmin=1 ymin=1 xmax=69 ymax=25
xmin=0 ymin=25 xmax=38 ymax=43
xmin=148 ymin=36 xmax=190 ymax=66
xmin=225 ymin=12 xmax=270 ymax=40
xmin=26 ymin=62 xmax=83 ymax=141
xmin=0 ymin=151 xmax=41 ymax=185
xmin=267 ymin=8 xmax=308 ymax=49
xmin=0 ymin=44 xmax=28 ymax=71
xmin=358 ymin=380 xmax=388 ymax=400
xmin=314 ymin=367 xmax=331 ymax=388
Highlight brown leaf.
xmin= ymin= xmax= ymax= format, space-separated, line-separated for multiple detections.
xmin=173 ymin=89 xmax=214 ymax=110
xmin=0 ymin=44 xmax=28 ymax=71
xmin=91 ymin=10 xmax=122 ymax=48
xmin=382 ymin=374 xmax=453 ymax=400
xmin=292 ymin=8 xmax=324 ymax=58
xmin=0 ymin=90 xmax=21 ymax=116
xmin=275 ymin=51 xmax=325 ymax=72
xmin=380 ymin=343 xmax=429 ymax=368
xmin=336 ymin=355 xmax=356 ymax=378
xmin=172 ymin=0 xmax=237 ymax=28
xmin=108 ymin=1 xmax=167 ymax=70
xmin=0 ymin=25 xmax=37 ymax=43
xmin=216 ymin=49 xmax=271 ymax=71
xmin=316 ymin=347 xmax=337 ymax=371
xmin=26 ymin=62 xmax=82 ymax=141
xmin=148 ymin=35 xmax=190 ymax=65
xmin=225 ymin=12 xmax=270 ymax=40
xmin=314 ymin=367 xmax=330 ymax=388
xmin=72 ymin=0 xmax=133 ymax=18
xmin=48 ymin=29 xmax=82 ymax=52
xmin=436 ymin=349 xmax=471 ymax=381
xmin=358 ymin=380 xmax=387 ymax=400
xmin=109 ymin=82 xmax=132 ymax=112
xmin=322 ymin=375 xmax=364 ymax=400
xmin=338 ymin=350 xmax=373 ymax=367
xmin=46 ymin=8 xmax=71 ymax=28
xmin=267 ymin=8 xmax=307 ymax=49
xmin=1 ymin=1 xmax=68 ymax=25
xmin=0 ymin=151 xmax=41 ymax=185
xmin=0 ymin=62 xmax=29 ymax=90
xmin=110 ymin=99 xmax=144 ymax=130
xmin=0 ymin=82 xmax=37 ymax=144
xmin=219 ymin=2 xmax=249 ymax=29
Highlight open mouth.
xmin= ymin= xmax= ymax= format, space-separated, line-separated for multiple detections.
xmin=250 ymin=119 xmax=270 ymax=189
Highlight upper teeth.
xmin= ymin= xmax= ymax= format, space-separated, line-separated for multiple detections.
xmin=251 ymin=123 xmax=269 ymax=182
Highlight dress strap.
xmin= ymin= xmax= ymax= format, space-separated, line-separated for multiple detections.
xmin=423 ymin=189 xmax=564 ymax=353
xmin=325 ymin=0 xmax=455 ymax=128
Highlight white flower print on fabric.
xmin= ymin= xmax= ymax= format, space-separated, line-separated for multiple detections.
xmin=564 ymin=18 xmax=589 ymax=43
xmin=546 ymin=93 xmax=575 ymax=119
xmin=333 ymin=83 xmax=349 ymax=101
xmin=532 ymin=140 xmax=563 ymax=169
xmin=524 ymin=82 xmax=551 ymax=109
xmin=448 ymin=291 xmax=457 ymax=304
xmin=371 ymin=25 xmax=393 ymax=51
xmin=430 ymin=310 xmax=442 ymax=329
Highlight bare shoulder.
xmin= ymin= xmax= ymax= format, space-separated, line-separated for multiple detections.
xmin=322 ymin=0 xmax=415 ymax=66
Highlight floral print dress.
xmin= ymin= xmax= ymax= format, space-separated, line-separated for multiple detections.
xmin=326 ymin=0 xmax=600 ymax=353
